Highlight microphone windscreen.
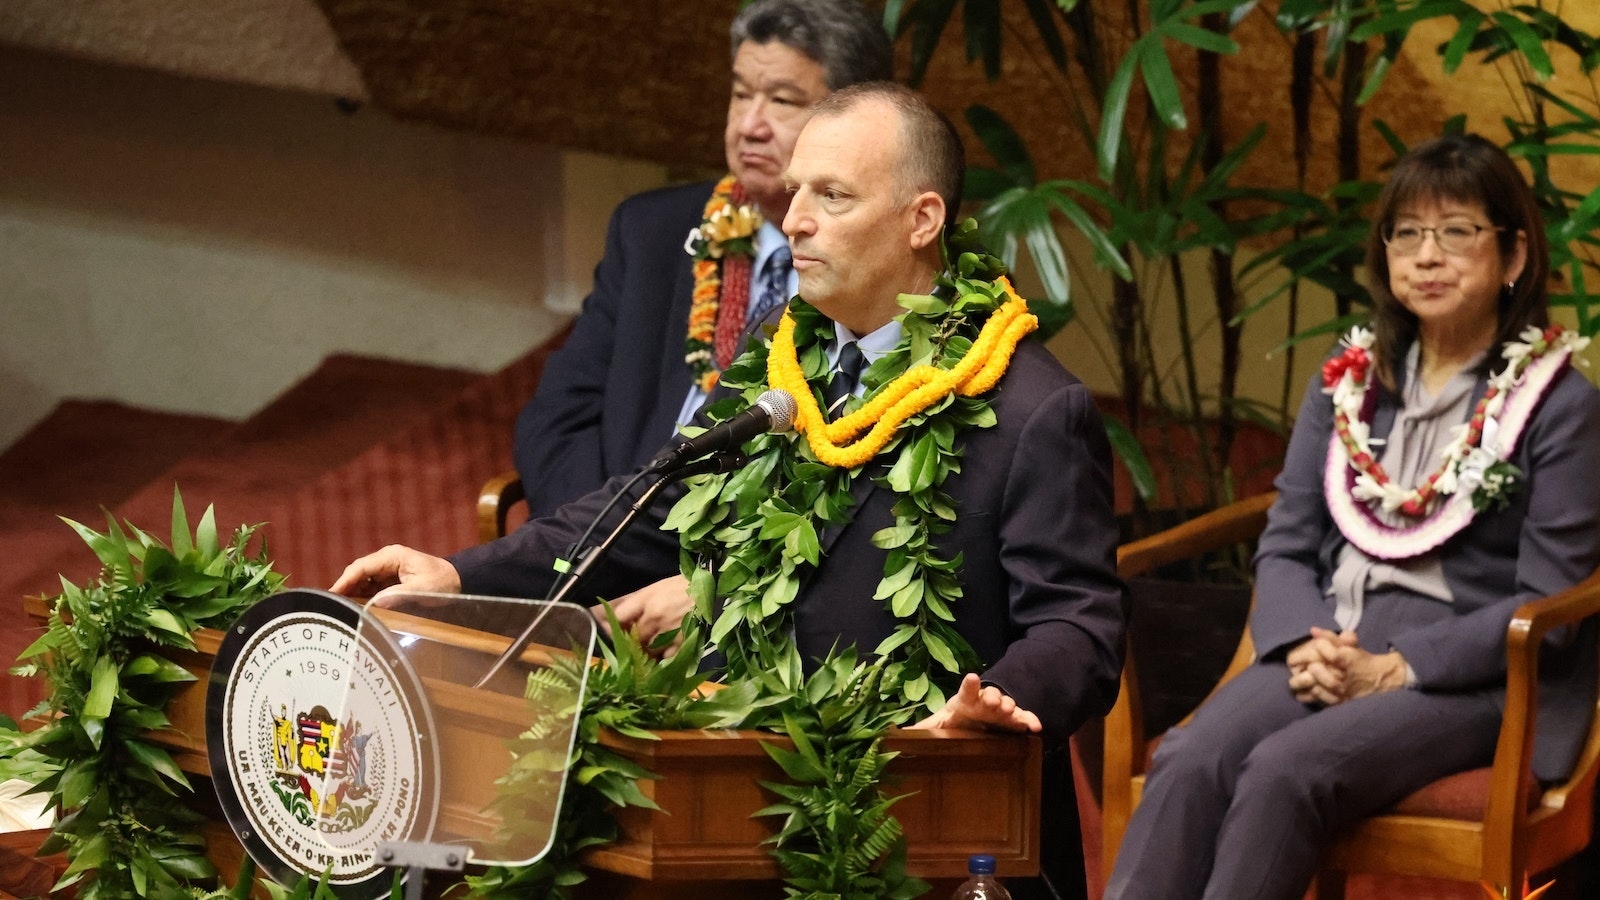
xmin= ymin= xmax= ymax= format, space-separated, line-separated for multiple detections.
xmin=755 ymin=389 xmax=798 ymax=434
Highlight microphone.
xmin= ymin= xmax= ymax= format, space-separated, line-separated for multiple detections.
xmin=670 ymin=450 xmax=751 ymax=480
xmin=648 ymin=389 xmax=797 ymax=473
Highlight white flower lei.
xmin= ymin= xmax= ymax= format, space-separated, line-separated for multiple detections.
xmin=1323 ymin=324 xmax=1588 ymax=559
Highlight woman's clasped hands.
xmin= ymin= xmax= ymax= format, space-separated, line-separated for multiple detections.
xmin=1285 ymin=626 xmax=1410 ymax=706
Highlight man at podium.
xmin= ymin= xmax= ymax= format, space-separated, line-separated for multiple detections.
xmin=335 ymin=82 xmax=1124 ymax=899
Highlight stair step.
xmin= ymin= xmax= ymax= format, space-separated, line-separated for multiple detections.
xmin=258 ymin=335 xmax=560 ymax=589
xmin=102 ymin=354 xmax=481 ymax=541
xmin=0 ymin=400 xmax=231 ymax=524
xmin=0 ymin=355 xmax=480 ymax=721
xmin=0 ymin=398 xmax=234 ymax=601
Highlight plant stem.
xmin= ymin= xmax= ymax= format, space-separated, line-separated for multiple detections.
xmin=1335 ymin=35 xmax=1367 ymax=320
xmin=1199 ymin=11 xmax=1239 ymax=509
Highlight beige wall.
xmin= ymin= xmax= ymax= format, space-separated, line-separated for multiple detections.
xmin=0 ymin=47 xmax=669 ymax=450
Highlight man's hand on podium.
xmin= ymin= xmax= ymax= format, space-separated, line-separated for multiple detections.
xmin=908 ymin=673 xmax=1043 ymax=735
xmin=332 ymin=545 xmax=463 ymax=599
xmin=594 ymin=574 xmax=693 ymax=657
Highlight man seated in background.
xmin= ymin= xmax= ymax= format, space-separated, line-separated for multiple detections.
xmin=336 ymin=82 xmax=1124 ymax=900
xmin=512 ymin=0 xmax=892 ymax=517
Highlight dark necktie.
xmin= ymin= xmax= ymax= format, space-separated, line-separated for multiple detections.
xmin=748 ymin=246 xmax=793 ymax=326
xmin=822 ymin=341 xmax=867 ymax=419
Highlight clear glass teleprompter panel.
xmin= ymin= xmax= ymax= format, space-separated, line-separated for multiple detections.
xmin=312 ymin=592 xmax=597 ymax=870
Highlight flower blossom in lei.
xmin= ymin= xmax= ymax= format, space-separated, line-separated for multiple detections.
xmin=684 ymin=175 xmax=763 ymax=391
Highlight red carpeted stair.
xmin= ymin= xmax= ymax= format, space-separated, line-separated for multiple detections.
xmin=0 ymin=401 xmax=233 ymax=722
xmin=3 ymin=356 xmax=482 ymax=599
xmin=0 ymin=354 xmax=483 ymax=722
xmin=235 ymin=333 xmax=560 ymax=589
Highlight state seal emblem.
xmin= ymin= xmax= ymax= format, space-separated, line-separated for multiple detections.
xmin=207 ymin=589 xmax=438 ymax=896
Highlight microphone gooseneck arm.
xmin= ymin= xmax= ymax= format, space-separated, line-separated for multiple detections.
xmin=470 ymin=451 xmax=748 ymax=690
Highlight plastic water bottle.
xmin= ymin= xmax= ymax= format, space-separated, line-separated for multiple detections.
xmin=951 ymin=853 xmax=1012 ymax=899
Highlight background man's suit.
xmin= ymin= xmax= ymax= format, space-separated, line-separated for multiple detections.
xmin=513 ymin=180 xmax=715 ymax=517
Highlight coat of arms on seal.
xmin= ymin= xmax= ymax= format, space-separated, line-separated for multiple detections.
xmin=207 ymin=590 xmax=438 ymax=897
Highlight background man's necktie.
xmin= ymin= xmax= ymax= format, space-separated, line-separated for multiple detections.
xmin=748 ymin=245 xmax=793 ymax=325
xmin=822 ymin=341 xmax=867 ymax=419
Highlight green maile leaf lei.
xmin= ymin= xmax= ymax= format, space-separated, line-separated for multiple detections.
xmin=664 ymin=226 xmax=1017 ymax=715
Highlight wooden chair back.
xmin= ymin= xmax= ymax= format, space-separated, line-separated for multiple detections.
xmin=477 ymin=471 xmax=524 ymax=543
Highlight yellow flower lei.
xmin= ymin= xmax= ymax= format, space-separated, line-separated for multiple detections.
xmin=766 ymin=276 xmax=1038 ymax=468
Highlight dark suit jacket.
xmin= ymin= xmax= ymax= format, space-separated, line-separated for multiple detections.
xmin=513 ymin=181 xmax=715 ymax=517
xmin=456 ymin=339 xmax=1126 ymax=748
xmin=1253 ymin=363 xmax=1600 ymax=780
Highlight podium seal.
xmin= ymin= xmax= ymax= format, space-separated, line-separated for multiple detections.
xmin=207 ymin=589 xmax=438 ymax=896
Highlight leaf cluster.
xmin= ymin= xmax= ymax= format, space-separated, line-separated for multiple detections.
xmin=464 ymin=613 xmax=780 ymax=899
xmin=245 ymin=862 xmax=401 ymax=900
xmin=752 ymin=654 xmax=926 ymax=900
xmin=0 ymin=488 xmax=284 ymax=899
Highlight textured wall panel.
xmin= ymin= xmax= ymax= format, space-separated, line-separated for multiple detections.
xmin=0 ymin=0 xmax=365 ymax=97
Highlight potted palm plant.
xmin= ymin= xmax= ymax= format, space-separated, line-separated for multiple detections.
xmin=885 ymin=0 xmax=1600 ymax=770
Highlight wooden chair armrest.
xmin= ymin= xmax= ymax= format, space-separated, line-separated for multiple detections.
xmin=1108 ymin=492 xmax=1275 ymax=779
xmin=1509 ymin=567 xmax=1600 ymax=651
xmin=1102 ymin=648 xmax=1146 ymax=880
xmin=477 ymin=471 xmax=526 ymax=543
xmin=1483 ymin=566 xmax=1600 ymax=872
xmin=1116 ymin=492 xmax=1277 ymax=580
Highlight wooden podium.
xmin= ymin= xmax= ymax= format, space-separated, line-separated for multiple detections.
xmin=21 ymin=596 xmax=1042 ymax=897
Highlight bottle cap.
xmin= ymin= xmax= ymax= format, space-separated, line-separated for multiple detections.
xmin=968 ymin=853 xmax=997 ymax=875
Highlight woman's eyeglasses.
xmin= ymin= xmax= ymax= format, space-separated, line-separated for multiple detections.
xmin=1383 ymin=222 xmax=1503 ymax=255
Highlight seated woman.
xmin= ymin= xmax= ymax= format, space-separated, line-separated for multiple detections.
xmin=1104 ymin=133 xmax=1600 ymax=900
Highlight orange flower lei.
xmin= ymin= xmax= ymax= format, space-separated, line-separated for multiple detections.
xmin=766 ymin=277 xmax=1038 ymax=468
xmin=685 ymin=175 xmax=762 ymax=392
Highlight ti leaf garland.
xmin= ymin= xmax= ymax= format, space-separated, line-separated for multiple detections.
xmin=468 ymin=621 xmax=931 ymax=900
xmin=750 ymin=652 xmax=928 ymax=900
xmin=463 ymin=615 xmax=775 ymax=898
